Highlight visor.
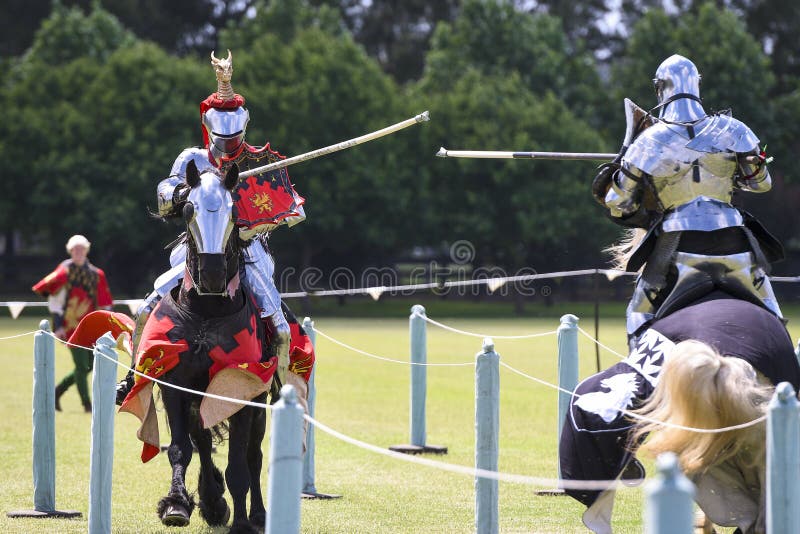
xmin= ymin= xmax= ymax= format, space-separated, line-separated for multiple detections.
xmin=210 ymin=132 xmax=245 ymax=156
xmin=203 ymin=107 xmax=250 ymax=137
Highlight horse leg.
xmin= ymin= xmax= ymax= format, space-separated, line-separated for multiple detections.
xmin=247 ymin=392 xmax=268 ymax=526
xmin=191 ymin=413 xmax=230 ymax=526
xmin=157 ymin=388 xmax=196 ymax=527
xmin=226 ymin=405 xmax=260 ymax=534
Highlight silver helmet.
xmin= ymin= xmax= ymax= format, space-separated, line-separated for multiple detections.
xmin=653 ymin=54 xmax=706 ymax=122
xmin=202 ymin=106 xmax=250 ymax=162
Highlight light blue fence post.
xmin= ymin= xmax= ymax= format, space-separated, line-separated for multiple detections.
xmin=767 ymin=381 xmax=800 ymax=533
xmin=300 ymin=317 xmax=340 ymax=500
xmin=6 ymin=320 xmax=80 ymax=520
xmin=475 ymin=337 xmax=499 ymax=534
xmin=88 ymin=333 xmax=118 ymax=534
xmin=32 ymin=320 xmax=56 ymax=513
xmin=538 ymin=314 xmax=580 ymax=495
xmin=410 ymin=304 xmax=427 ymax=447
xmin=389 ymin=305 xmax=446 ymax=454
xmin=558 ymin=314 xmax=579 ymax=479
xmin=644 ymin=452 xmax=694 ymax=534
xmin=557 ymin=315 xmax=579 ymax=445
xmin=267 ymin=384 xmax=304 ymax=534
xmin=301 ymin=317 xmax=318 ymax=495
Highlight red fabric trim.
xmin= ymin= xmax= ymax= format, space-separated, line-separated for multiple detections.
xmin=142 ymin=443 xmax=160 ymax=463
xmin=67 ymin=310 xmax=134 ymax=349
xmin=288 ymin=322 xmax=315 ymax=382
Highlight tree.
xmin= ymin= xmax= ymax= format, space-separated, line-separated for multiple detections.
xmin=0 ymin=3 xmax=135 ymax=283
xmin=676 ymin=0 xmax=800 ymax=94
xmin=421 ymin=0 xmax=611 ymax=131
xmin=310 ymin=0 xmax=461 ymax=83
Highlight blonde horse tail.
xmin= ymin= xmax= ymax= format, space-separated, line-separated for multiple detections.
xmin=605 ymin=228 xmax=647 ymax=271
xmin=631 ymin=340 xmax=771 ymax=475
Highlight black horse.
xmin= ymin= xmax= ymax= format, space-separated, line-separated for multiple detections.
xmin=126 ymin=160 xmax=275 ymax=533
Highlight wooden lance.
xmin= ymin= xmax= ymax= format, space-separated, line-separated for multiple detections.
xmin=239 ymin=111 xmax=430 ymax=178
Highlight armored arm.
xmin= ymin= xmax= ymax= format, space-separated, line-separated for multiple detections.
xmin=158 ymin=148 xmax=211 ymax=216
xmin=735 ymin=149 xmax=771 ymax=193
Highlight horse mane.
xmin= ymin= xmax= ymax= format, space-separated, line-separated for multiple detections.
xmin=605 ymin=228 xmax=647 ymax=271
xmin=630 ymin=340 xmax=772 ymax=475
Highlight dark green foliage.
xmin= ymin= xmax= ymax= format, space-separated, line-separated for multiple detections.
xmin=3 ymin=0 xmax=800 ymax=298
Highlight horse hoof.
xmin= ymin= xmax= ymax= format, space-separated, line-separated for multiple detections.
xmin=161 ymin=504 xmax=191 ymax=527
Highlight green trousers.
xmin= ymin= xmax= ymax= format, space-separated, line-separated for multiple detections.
xmin=57 ymin=346 xmax=94 ymax=404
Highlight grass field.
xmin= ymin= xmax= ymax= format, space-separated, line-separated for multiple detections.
xmin=0 ymin=308 xmax=797 ymax=533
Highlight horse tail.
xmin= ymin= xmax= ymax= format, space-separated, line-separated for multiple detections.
xmin=605 ymin=228 xmax=647 ymax=271
xmin=630 ymin=340 xmax=771 ymax=475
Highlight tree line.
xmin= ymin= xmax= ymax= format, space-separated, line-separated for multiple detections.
xmin=2 ymin=0 xmax=799 ymax=297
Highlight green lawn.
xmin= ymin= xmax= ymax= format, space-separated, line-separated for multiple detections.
xmin=0 ymin=310 xmax=797 ymax=533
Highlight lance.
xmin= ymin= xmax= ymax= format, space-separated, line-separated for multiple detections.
xmin=436 ymin=147 xmax=766 ymax=164
xmin=436 ymin=148 xmax=616 ymax=161
xmin=239 ymin=111 xmax=430 ymax=178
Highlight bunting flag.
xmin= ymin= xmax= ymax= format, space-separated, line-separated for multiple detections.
xmin=486 ymin=278 xmax=506 ymax=293
xmin=7 ymin=302 xmax=26 ymax=319
xmin=367 ymin=286 xmax=385 ymax=301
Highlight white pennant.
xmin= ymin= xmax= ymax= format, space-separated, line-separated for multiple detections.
xmin=367 ymin=286 xmax=385 ymax=301
xmin=7 ymin=302 xmax=26 ymax=319
xmin=126 ymin=299 xmax=144 ymax=315
xmin=487 ymin=278 xmax=506 ymax=293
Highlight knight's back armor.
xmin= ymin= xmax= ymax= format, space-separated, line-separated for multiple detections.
xmin=600 ymin=54 xmax=780 ymax=338
xmin=606 ymin=113 xmax=770 ymax=231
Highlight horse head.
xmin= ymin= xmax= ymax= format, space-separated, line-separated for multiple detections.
xmin=182 ymin=160 xmax=239 ymax=295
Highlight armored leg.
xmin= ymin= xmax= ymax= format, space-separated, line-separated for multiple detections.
xmin=242 ymin=241 xmax=290 ymax=382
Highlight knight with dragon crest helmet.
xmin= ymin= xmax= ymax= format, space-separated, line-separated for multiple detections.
xmin=118 ymin=51 xmax=311 ymax=415
xmin=591 ymin=54 xmax=784 ymax=346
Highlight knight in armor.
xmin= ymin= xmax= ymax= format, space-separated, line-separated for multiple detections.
xmin=591 ymin=54 xmax=784 ymax=345
xmin=117 ymin=50 xmax=309 ymax=405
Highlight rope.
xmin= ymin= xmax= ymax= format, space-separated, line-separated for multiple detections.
xmin=418 ymin=314 xmax=558 ymax=340
xmin=577 ymin=327 xmax=627 ymax=360
xmin=304 ymin=413 xmax=623 ymax=491
xmin=0 ymin=330 xmax=42 ymax=340
xmin=313 ymin=328 xmax=473 ymax=366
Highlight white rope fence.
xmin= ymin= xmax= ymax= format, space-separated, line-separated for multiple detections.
xmin=310 ymin=323 xmax=768 ymax=434
xmin=0 ymin=321 xmax=770 ymax=498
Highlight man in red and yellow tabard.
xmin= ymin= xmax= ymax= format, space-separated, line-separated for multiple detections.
xmin=33 ymin=235 xmax=113 ymax=412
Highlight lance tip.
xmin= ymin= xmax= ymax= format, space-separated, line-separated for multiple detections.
xmin=417 ymin=111 xmax=430 ymax=122
xmin=436 ymin=147 xmax=448 ymax=157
